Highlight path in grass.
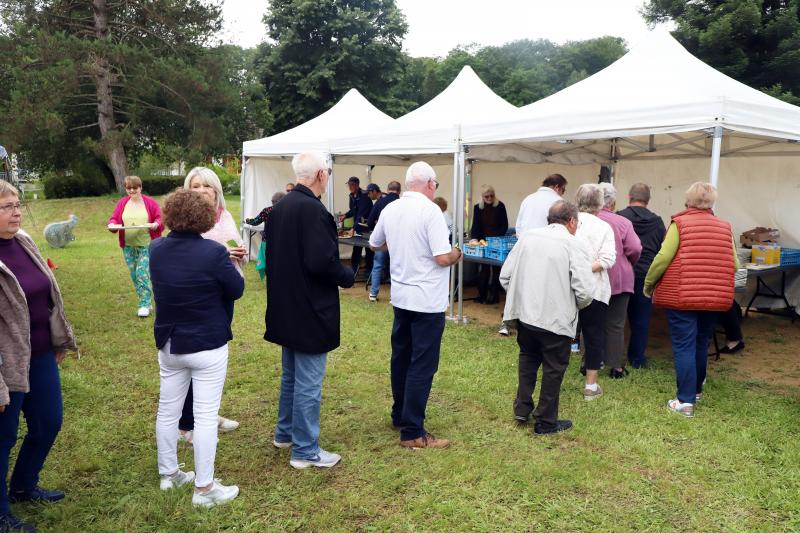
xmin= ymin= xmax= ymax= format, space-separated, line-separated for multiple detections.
xmin=13 ymin=197 xmax=799 ymax=531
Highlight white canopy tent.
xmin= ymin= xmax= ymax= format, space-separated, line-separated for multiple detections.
xmin=240 ymin=88 xmax=395 ymax=221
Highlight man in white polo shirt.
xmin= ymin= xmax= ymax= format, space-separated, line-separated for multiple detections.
xmin=369 ymin=161 xmax=462 ymax=449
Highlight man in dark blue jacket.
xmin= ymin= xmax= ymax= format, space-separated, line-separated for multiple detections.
xmin=367 ymin=181 xmax=401 ymax=301
xmin=265 ymin=151 xmax=355 ymax=470
xmin=344 ymin=176 xmax=372 ymax=275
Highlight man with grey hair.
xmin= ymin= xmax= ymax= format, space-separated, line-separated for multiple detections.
xmin=264 ymin=151 xmax=355 ymax=469
xmin=369 ymin=161 xmax=462 ymax=449
xmin=617 ymin=183 xmax=665 ymax=369
xmin=500 ymin=200 xmax=594 ymax=435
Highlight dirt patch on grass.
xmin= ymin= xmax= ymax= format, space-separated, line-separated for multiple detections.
xmin=342 ymin=286 xmax=800 ymax=390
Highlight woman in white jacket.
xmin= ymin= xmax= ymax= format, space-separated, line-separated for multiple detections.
xmin=574 ymin=184 xmax=616 ymax=400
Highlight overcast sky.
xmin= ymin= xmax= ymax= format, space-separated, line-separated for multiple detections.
xmin=221 ymin=0 xmax=659 ymax=56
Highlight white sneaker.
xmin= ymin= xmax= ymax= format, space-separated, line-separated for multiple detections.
xmin=218 ymin=416 xmax=240 ymax=433
xmin=160 ymin=468 xmax=195 ymax=490
xmin=667 ymin=399 xmax=695 ymax=418
xmin=289 ymin=449 xmax=341 ymax=469
xmin=177 ymin=430 xmax=193 ymax=445
xmin=498 ymin=324 xmax=510 ymax=336
xmin=273 ymin=438 xmax=293 ymax=449
xmin=368 ymin=294 xmax=378 ymax=302
xmin=137 ymin=307 xmax=150 ymax=318
xmin=192 ymin=480 xmax=239 ymax=508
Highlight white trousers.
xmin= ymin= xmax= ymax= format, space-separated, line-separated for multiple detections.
xmin=155 ymin=341 xmax=228 ymax=487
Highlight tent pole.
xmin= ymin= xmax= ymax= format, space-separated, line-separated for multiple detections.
xmin=367 ymin=164 xmax=374 ymax=184
xmin=326 ymin=153 xmax=335 ymax=214
xmin=239 ymin=156 xmax=248 ymax=231
xmin=709 ymin=125 xmax=723 ymax=187
xmin=457 ymin=148 xmax=467 ymax=323
xmin=449 ymin=149 xmax=459 ymax=320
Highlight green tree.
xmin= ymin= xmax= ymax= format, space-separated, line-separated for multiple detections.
xmin=257 ymin=0 xmax=409 ymax=132
xmin=0 ymin=0 xmax=263 ymax=191
xmin=642 ymin=0 xmax=800 ymax=104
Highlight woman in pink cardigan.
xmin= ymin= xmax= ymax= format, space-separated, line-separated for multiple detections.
xmin=176 ymin=166 xmax=245 ymax=442
xmin=597 ymin=183 xmax=642 ymax=378
xmin=107 ymin=176 xmax=164 ymax=317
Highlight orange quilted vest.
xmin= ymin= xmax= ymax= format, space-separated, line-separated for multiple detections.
xmin=653 ymin=208 xmax=734 ymax=311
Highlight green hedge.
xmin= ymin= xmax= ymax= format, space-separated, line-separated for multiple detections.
xmin=140 ymin=175 xmax=184 ymax=195
xmin=43 ymin=173 xmax=111 ymax=199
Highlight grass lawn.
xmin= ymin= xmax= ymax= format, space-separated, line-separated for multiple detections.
xmin=11 ymin=195 xmax=799 ymax=532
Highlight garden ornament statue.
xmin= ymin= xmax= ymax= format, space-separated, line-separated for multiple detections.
xmin=44 ymin=214 xmax=78 ymax=248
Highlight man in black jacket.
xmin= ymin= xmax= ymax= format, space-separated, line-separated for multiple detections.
xmin=617 ymin=182 xmax=666 ymax=369
xmin=367 ymin=181 xmax=401 ymax=301
xmin=264 ymin=151 xmax=355 ymax=470
xmin=344 ymin=176 xmax=373 ymax=275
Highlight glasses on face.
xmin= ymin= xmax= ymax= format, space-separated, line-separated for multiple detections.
xmin=126 ymin=186 xmax=141 ymax=191
xmin=428 ymin=179 xmax=439 ymax=190
xmin=483 ymin=194 xmax=494 ymax=199
xmin=0 ymin=202 xmax=22 ymax=213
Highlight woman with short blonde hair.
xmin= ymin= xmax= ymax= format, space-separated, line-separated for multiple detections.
xmin=574 ymin=183 xmax=616 ymax=400
xmin=470 ymin=184 xmax=509 ymax=304
xmin=645 ymin=182 xmax=738 ymax=418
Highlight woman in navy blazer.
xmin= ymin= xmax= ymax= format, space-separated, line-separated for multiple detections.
xmin=149 ymin=189 xmax=244 ymax=508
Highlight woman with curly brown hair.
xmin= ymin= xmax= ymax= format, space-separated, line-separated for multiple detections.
xmin=150 ymin=189 xmax=244 ymax=508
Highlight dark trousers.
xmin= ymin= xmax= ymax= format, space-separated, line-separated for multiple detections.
xmin=477 ymin=265 xmax=501 ymax=303
xmin=719 ymin=301 xmax=743 ymax=342
xmin=0 ymin=353 xmax=62 ymax=514
xmin=390 ymin=307 xmax=445 ymax=441
xmin=514 ymin=323 xmax=571 ymax=430
xmin=579 ymin=300 xmax=608 ymax=370
xmin=351 ymin=246 xmax=363 ymax=273
xmin=179 ymin=382 xmax=194 ymax=431
xmin=666 ymin=309 xmax=717 ymax=404
xmin=627 ymin=277 xmax=653 ymax=368
xmin=605 ymin=293 xmax=630 ymax=369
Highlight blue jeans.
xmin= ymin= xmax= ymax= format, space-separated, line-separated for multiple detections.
xmin=370 ymin=250 xmax=388 ymax=297
xmin=666 ymin=310 xmax=718 ymax=404
xmin=390 ymin=307 xmax=445 ymax=441
xmin=275 ymin=347 xmax=327 ymax=460
xmin=0 ymin=353 xmax=63 ymax=514
xmin=627 ymin=277 xmax=653 ymax=368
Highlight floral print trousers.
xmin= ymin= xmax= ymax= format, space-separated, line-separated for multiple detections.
xmin=122 ymin=245 xmax=152 ymax=309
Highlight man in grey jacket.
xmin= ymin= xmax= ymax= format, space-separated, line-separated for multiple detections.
xmin=500 ymin=200 xmax=594 ymax=435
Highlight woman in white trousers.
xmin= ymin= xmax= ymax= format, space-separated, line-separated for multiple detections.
xmin=150 ymin=189 xmax=245 ymax=507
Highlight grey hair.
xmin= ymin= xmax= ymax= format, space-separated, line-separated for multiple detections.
xmin=292 ymin=152 xmax=327 ymax=181
xmin=184 ymin=166 xmax=225 ymax=211
xmin=271 ymin=191 xmax=286 ymax=205
xmin=405 ymin=161 xmax=436 ymax=188
xmin=685 ymin=182 xmax=717 ymax=209
xmin=597 ymin=182 xmax=617 ymax=209
xmin=0 ymin=180 xmax=19 ymax=198
xmin=547 ymin=200 xmax=579 ymax=225
xmin=574 ymin=184 xmax=603 ymax=214
xmin=628 ymin=182 xmax=651 ymax=204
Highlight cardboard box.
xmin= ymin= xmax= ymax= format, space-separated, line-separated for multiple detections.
xmin=740 ymin=227 xmax=780 ymax=248
xmin=751 ymin=244 xmax=781 ymax=265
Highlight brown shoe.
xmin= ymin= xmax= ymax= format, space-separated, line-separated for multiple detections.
xmin=400 ymin=433 xmax=450 ymax=449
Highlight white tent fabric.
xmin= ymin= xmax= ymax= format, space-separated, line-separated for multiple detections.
xmin=331 ymin=66 xmax=518 ymax=158
xmin=241 ymin=88 xmax=395 ymax=226
xmin=243 ymin=88 xmax=394 ymax=157
xmin=462 ymin=30 xmax=800 ymax=147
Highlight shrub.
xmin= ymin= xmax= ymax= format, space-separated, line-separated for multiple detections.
xmin=140 ymin=175 xmax=184 ymax=195
xmin=43 ymin=171 xmax=111 ymax=199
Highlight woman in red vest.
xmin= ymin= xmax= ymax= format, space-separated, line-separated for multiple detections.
xmin=644 ymin=182 xmax=739 ymax=418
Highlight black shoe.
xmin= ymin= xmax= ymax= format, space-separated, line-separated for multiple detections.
xmin=514 ymin=415 xmax=530 ymax=425
xmin=474 ymin=297 xmax=485 ymax=304
xmin=0 ymin=513 xmax=35 ymax=532
xmin=579 ymin=364 xmax=587 ymax=376
xmin=719 ymin=340 xmax=745 ymax=354
xmin=534 ymin=419 xmax=573 ymax=435
xmin=609 ymin=367 xmax=629 ymax=379
xmin=8 ymin=487 xmax=64 ymax=504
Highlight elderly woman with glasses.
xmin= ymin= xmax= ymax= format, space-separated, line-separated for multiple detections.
xmin=0 ymin=181 xmax=76 ymax=532
xmin=645 ymin=182 xmax=738 ymax=418
xmin=107 ymin=175 xmax=164 ymax=317
xmin=574 ymin=184 xmax=616 ymax=401
xmin=470 ymin=185 xmax=509 ymax=304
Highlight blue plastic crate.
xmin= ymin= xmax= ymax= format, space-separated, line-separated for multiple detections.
xmin=463 ymin=244 xmax=485 ymax=258
xmin=485 ymin=247 xmax=510 ymax=262
xmin=781 ymin=248 xmax=800 ymax=266
xmin=486 ymin=236 xmax=517 ymax=251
